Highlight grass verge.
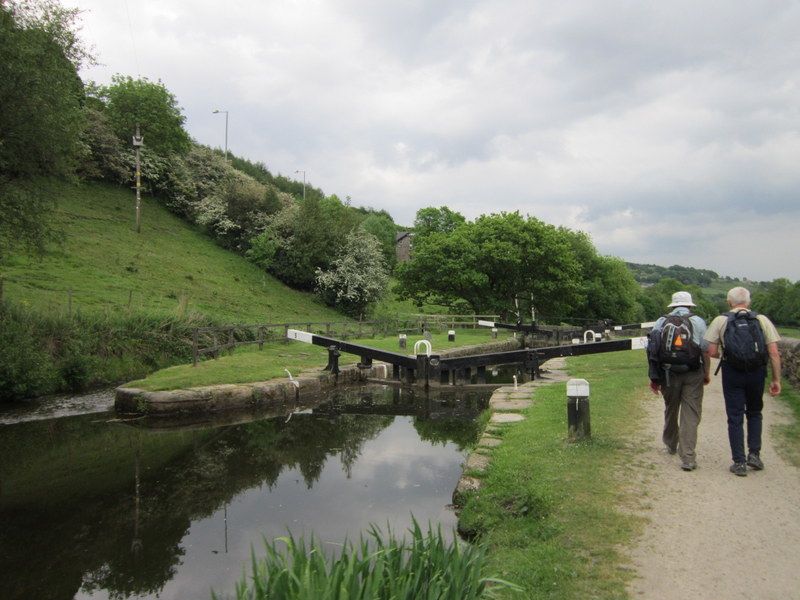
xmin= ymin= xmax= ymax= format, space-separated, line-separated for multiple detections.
xmin=456 ymin=350 xmax=648 ymax=599
xmin=773 ymin=376 xmax=800 ymax=467
xmin=127 ymin=329 xmax=510 ymax=391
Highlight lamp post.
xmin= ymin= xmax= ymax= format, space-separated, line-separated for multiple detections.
xmin=212 ymin=109 xmax=229 ymax=161
xmin=295 ymin=169 xmax=306 ymax=201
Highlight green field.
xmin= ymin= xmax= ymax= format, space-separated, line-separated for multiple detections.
xmin=1 ymin=180 xmax=343 ymax=323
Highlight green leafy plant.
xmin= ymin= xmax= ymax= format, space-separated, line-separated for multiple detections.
xmin=215 ymin=520 xmax=521 ymax=600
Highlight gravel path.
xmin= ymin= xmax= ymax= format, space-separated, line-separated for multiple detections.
xmin=628 ymin=360 xmax=800 ymax=600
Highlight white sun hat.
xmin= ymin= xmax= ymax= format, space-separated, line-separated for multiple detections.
xmin=667 ymin=291 xmax=696 ymax=308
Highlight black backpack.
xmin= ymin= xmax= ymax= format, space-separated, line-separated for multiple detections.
xmin=720 ymin=310 xmax=768 ymax=372
xmin=647 ymin=312 xmax=702 ymax=378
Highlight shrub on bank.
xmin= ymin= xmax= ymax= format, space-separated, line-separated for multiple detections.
xmin=215 ymin=521 xmax=520 ymax=600
xmin=0 ymin=300 xmax=220 ymax=401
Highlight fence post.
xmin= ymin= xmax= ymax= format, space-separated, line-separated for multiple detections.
xmin=193 ymin=329 xmax=199 ymax=367
xmin=567 ymin=379 xmax=591 ymax=440
xmin=258 ymin=326 xmax=264 ymax=351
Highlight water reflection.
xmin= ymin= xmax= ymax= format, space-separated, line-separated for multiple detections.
xmin=0 ymin=384 xmax=490 ymax=600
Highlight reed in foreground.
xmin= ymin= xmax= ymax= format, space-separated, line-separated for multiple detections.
xmin=215 ymin=520 xmax=520 ymax=600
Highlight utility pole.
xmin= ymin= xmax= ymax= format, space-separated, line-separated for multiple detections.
xmin=295 ymin=169 xmax=306 ymax=201
xmin=132 ymin=125 xmax=144 ymax=233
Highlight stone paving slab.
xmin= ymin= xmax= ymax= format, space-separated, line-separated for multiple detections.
xmin=478 ymin=436 xmax=502 ymax=448
xmin=491 ymin=412 xmax=525 ymax=423
xmin=490 ymin=399 xmax=532 ymax=411
xmin=466 ymin=453 xmax=491 ymax=472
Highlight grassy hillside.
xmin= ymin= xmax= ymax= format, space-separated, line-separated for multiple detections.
xmin=0 ymin=180 xmax=344 ymax=323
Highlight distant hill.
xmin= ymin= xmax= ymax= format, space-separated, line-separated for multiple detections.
xmin=625 ymin=262 xmax=720 ymax=286
xmin=0 ymin=180 xmax=345 ymax=324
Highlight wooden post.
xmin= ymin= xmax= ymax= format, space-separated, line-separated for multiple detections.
xmin=567 ymin=379 xmax=591 ymax=440
xmin=228 ymin=328 xmax=235 ymax=355
xmin=258 ymin=326 xmax=264 ymax=350
xmin=193 ymin=329 xmax=199 ymax=367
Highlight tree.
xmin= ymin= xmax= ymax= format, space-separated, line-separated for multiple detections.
xmin=0 ymin=0 xmax=89 ymax=259
xmin=360 ymin=213 xmax=398 ymax=269
xmin=99 ymin=75 xmax=191 ymax=155
xmin=315 ymin=228 xmax=389 ymax=317
xmin=248 ymin=195 xmax=358 ymax=290
xmin=395 ymin=211 xmax=582 ymax=315
xmin=413 ymin=206 xmax=466 ymax=238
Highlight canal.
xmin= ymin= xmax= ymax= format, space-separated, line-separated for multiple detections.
xmin=0 ymin=383 xmax=493 ymax=599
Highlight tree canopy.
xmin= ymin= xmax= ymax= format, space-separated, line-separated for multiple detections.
xmin=0 ymin=0 xmax=89 ymax=259
xmin=98 ymin=75 xmax=191 ymax=155
xmin=395 ymin=210 xmax=640 ymax=321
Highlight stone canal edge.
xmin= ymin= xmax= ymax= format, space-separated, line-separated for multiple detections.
xmin=451 ymin=356 xmax=570 ymax=509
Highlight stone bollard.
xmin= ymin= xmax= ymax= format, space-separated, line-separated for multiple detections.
xmin=448 ymin=329 xmax=455 ymax=342
xmin=567 ymin=378 xmax=591 ymax=440
xmin=491 ymin=327 xmax=498 ymax=339
xmin=399 ymin=333 xmax=407 ymax=349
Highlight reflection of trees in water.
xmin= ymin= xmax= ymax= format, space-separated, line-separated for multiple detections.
xmin=1 ymin=385 xmax=490 ymax=600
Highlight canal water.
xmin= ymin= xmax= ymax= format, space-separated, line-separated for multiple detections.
xmin=0 ymin=384 xmax=492 ymax=600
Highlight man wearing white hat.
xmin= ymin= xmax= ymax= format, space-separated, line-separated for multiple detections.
xmin=647 ymin=291 xmax=710 ymax=471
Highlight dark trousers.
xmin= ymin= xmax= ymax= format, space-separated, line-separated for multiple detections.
xmin=721 ymin=363 xmax=766 ymax=464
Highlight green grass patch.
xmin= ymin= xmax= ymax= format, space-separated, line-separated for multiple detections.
xmin=216 ymin=520 xmax=520 ymax=600
xmin=778 ymin=327 xmax=800 ymax=338
xmin=773 ymin=377 xmax=800 ymax=467
xmin=1 ymin=180 xmax=342 ymax=323
xmin=128 ymin=329 xmax=509 ymax=391
xmin=457 ymin=350 xmax=648 ymax=599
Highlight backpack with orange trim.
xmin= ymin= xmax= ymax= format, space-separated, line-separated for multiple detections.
xmin=651 ymin=312 xmax=702 ymax=374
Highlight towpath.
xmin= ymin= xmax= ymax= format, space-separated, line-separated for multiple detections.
xmin=627 ymin=359 xmax=800 ymax=599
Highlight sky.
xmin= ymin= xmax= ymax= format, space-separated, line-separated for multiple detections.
xmin=69 ymin=0 xmax=800 ymax=281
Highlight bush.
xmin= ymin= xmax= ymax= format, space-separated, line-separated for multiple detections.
xmin=0 ymin=300 xmax=218 ymax=401
xmin=0 ymin=304 xmax=57 ymax=400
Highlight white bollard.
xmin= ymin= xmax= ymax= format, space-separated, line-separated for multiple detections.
xmin=566 ymin=378 xmax=591 ymax=440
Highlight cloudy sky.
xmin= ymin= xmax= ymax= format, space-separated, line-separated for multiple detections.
xmin=71 ymin=0 xmax=799 ymax=281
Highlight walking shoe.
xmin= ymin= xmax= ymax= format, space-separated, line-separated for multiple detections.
xmin=729 ymin=462 xmax=747 ymax=477
xmin=681 ymin=461 xmax=697 ymax=471
xmin=666 ymin=445 xmax=677 ymax=455
xmin=746 ymin=453 xmax=764 ymax=470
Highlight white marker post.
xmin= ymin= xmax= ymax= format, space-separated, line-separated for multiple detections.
xmin=567 ymin=378 xmax=591 ymax=440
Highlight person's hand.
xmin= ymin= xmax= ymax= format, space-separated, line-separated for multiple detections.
xmin=703 ymin=373 xmax=711 ymax=385
xmin=769 ymin=380 xmax=781 ymax=396
xmin=649 ymin=380 xmax=661 ymax=394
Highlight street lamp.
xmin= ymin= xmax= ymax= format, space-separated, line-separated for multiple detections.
xmin=212 ymin=109 xmax=229 ymax=161
xmin=295 ymin=169 xmax=306 ymax=201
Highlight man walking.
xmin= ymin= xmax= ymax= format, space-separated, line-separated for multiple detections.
xmin=647 ymin=291 xmax=710 ymax=471
xmin=705 ymin=287 xmax=782 ymax=476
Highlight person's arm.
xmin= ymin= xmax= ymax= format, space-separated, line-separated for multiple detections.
xmin=703 ymin=350 xmax=711 ymax=384
xmin=767 ymin=342 xmax=781 ymax=396
xmin=706 ymin=342 xmax=719 ymax=359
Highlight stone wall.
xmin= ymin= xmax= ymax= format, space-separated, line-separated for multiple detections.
xmin=778 ymin=337 xmax=800 ymax=387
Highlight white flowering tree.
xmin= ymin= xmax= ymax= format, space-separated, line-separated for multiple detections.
xmin=315 ymin=228 xmax=389 ymax=317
